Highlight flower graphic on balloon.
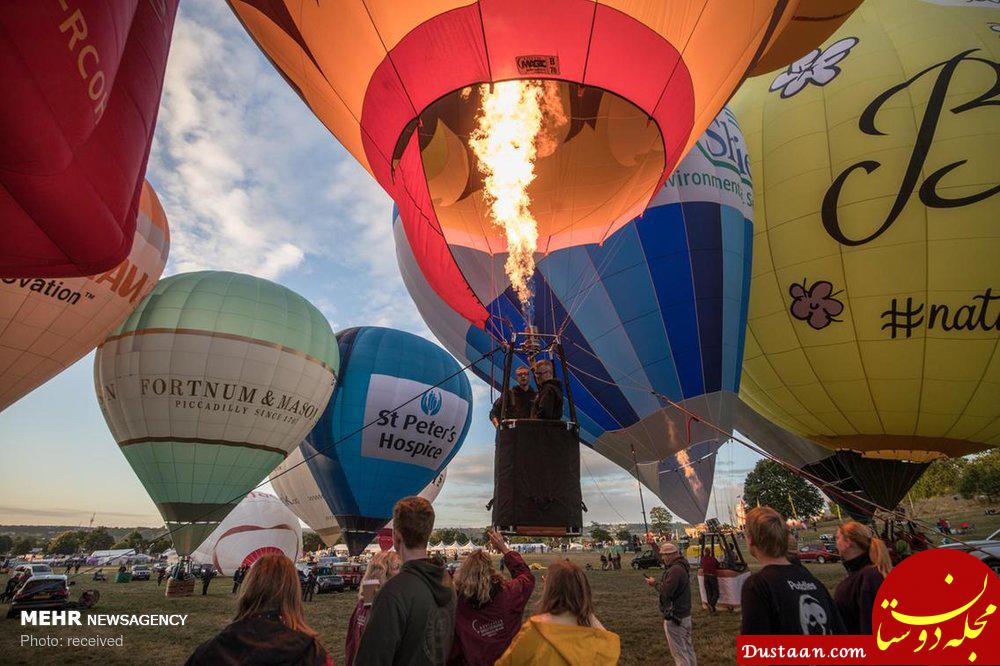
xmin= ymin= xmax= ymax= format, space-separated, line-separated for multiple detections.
xmin=769 ymin=37 xmax=860 ymax=98
xmin=789 ymin=280 xmax=845 ymax=330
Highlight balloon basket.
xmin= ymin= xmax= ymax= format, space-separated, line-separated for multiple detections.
xmin=165 ymin=577 xmax=194 ymax=598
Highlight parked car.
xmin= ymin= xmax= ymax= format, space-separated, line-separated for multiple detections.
xmin=823 ymin=543 xmax=838 ymax=555
xmin=630 ymin=550 xmax=661 ymax=570
xmin=11 ymin=563 xmax=53 ymax=584
xmin=798 ymin=544 xmax=840 ymax=564
xmin=316 ymin=573 xmax=346 ymax=594
xmin=331 ymin=562 xmax=365 ymax=590
xmin=938 ymin=527 xmax=1000 ymax=575
xmin=6 ymin=575 xmax=70 ymax=619
xmin=130 ymin=565 xmax=151 ymax=581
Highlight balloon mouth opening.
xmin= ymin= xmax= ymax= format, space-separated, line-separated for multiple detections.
xmin=399 ymin=80 xmax=665 ymax=256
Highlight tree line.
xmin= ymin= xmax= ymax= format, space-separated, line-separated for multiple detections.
xmin=0 ymin=527 xmax=172 ymax=557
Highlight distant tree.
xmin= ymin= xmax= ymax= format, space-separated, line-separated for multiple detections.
xmin=113 ymin=529 xmax=147 ymax=553
xmin=960 ymin=450 xmax=1000 ymax=502
xmin=589 ymin=526 xmax=612 ymax=544
xmin=11 ymin=536 xmax=35 ymax=555
xmin=0 ymin=534 xmax=12 ymax=554
xmin=910 ymin=459 xmax=966 ymax=500
xmin=81 ymin=527 xmax=115 ymax=552
xmin=431 ymin=528 xmax=466 ymax=545
xmin=302 ymin=531 xmax=324 ymax=553
xmin=614 ymin=528 xmax=632 ymax=542
xmin=147 ymin=536 xmax=172 ymax=555
xmin=48 ymin=531 xmax=82 ymax=555
xmin=649 ymin=507 xmax=673 ymax=538
xmin=743 ymin=459 xmax=824 ymax=520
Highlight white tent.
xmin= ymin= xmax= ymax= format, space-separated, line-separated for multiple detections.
xmin=333 ymin=544 xmax=350 ymax=556
xmin=458 ymin=542 xmax=477 ymax=553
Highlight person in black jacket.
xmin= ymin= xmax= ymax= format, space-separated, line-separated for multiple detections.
xmin=355 ymin=495 xmax=456 ymax=665
xmin=833 ymin=521 xmax=892 ymax=634
xmin=304 ymin=568 xmax=318 ymax=602
xmin=741 ymin=507 xmax=845 ymax=636
xmin=489 ymin=367 xmax=536 ymax=425
xmin=187 ymin=553 xmax=330 ymax=665
xmin=201 ymin=566 xmax=215 ymax=596
xmin=530 ymin=360 xmax=563 ymax=420
xmin=645 ymin=542 xmax=695 ymax=666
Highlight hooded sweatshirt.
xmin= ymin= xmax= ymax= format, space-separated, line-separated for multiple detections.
xmin=495 ymin=616 xmax=621 ymax=665
xmin=186 ymin=611 xmax=331 ymax=666
xmin=449 ymin=551 xmax=536 ymax=666
xmin=531 ymin=379 xmax=564 ymax=420
xmin=354 ymin=558 xmax=456 ymax=666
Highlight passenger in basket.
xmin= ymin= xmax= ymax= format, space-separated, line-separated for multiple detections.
xmin=530 ymin=360 xmax=564 ymax=421
xmin=490 ymin=366 xmax=536 ymax=426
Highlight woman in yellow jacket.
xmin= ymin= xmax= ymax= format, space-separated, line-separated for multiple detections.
xmin=496 ymin=559 xmax=620 ymax=665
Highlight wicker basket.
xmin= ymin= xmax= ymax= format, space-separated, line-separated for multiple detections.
xmin=165 ymin=577 xmax=194 ymax=598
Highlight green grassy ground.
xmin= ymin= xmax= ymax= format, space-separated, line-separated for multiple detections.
xmin=0 ymin=553 xmax=847 ymax=665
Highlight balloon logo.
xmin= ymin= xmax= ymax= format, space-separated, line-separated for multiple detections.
xmin=421 ymin=389 xmax=443 ymax=417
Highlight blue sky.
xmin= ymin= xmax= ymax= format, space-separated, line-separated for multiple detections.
xmin=0 ymin=3 xmax=761 ymax=530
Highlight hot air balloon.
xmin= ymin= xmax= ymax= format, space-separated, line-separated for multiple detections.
xmin=94 ymin=271 xmax=339 ymax=554
xmin=299 ymin=327 xmax=472 ymax=555
xmin=1 ymin=181 xmax=169 ymax=413
xmin=229 ymin=0 xmax=858 ymax=327
xmin=732 ymin=0 xmax=1000 ymax=511
xmin=396 ymin=108 xmax=760 ymax=524
xmin=191 ymin=491 xmax=302 ymax=576
xmin=0 ymin=2 xmax=178 ymax=277
xmin=269 ymin=445 xmax=342 ymax=548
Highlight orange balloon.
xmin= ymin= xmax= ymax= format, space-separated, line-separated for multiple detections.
xmin=0 ymin=181 xmax=169 ymax=412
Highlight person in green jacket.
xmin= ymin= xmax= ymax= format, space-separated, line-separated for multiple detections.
xmin=355 ymin=496 xmax=456 ymax=665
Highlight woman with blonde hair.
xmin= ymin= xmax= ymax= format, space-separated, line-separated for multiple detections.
xmin=497 ymin=558 xmax=620 ymax=665
xmin=186 ymin=553 xmax=331 ymax=665
xmin=834 ymin=521 xmax=892 ymax=634
xmin=449 ymin=530 xmax=535 ymax=665
xmin=344 ymin=550 xmax=401 ymax=666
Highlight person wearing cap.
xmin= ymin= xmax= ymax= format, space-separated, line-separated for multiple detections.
xmin=645 ymin=542 xmax=695 ymax=665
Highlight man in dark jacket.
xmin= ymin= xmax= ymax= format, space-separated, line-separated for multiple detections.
xmin=356 ymin=496 xmax=456 ymax=665
xmin=530 ymin=360 xmax=563 ymax=420
xmin=700 ymin=550 xmax=719 ymax=614
xmin=489 ymin=366 xmax=535 ymax=425
xmin=646 ymin=542 xmax=695 ymax=666
xmin=201 ymin=566 xmax=215 ymax=596
xmin=304 ymin=568 xmax=317 ymax=602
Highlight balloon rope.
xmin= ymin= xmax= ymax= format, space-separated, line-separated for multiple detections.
xmin=58 ymin=346 xmax=502 ymax=582
xmin=560 ymin=347 xmax=995 ymax=558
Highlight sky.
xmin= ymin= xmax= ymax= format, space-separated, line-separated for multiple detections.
xmin=0 ymin=3 xmax=762 ymax=531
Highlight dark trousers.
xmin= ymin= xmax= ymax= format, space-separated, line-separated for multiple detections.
xmin=202 ymin=579 xmax=211 ymax=595
xmin=704 ymin=574 xmax=720 ymax=610
xmin=303 ymin=586 xmax=314 ymax=602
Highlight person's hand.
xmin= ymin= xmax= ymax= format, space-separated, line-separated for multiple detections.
xmin=644 ymin=575 xmax=656 ymax=587
xmin=491 ymin=417 xmax=500 ymax=428
xmin=487 ymin=528 xmax=509 ymax=554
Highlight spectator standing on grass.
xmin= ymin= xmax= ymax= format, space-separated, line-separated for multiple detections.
xmin=1 ymin=575 xmax=17 ymax=603
xmin=186 ymin=553 xmax=331 ymax=665
xmin=304 ymin=568 xmax=318 ymax=602
xmin=497 ymin=559 xmax=619 ymax=665
xmin=157 ymin=567 xmax=166 ymax=586
xmin=599 ymin=553 xmax=608 ymax=571
xmin=345 ymin=550 xmax=401 ymax=666
xmin=700 ymin=549 xmax=719 ymax=615
xmin=740 ymin=507 xmax=845 ymax=636
xmin=833 ymin=521 xmax=892 ymax=634
xmin=201 ymin=566 xmax=215 ymax=596
xmin=449 ymin=529 xmax=535 ymax=666
xmin=354 ymin=496 xmax=456 ymax=665
xmin=645 ymin=543 xmax=695 ymax=666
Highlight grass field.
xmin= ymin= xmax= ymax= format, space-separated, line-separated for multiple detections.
xmin=0 ymin=552 xmax=848 ymax=665
xmin=3 ymin=496 xmax=995 ymax=665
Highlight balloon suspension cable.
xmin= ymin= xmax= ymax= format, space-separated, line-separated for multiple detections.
xmin=62 ymin=346 xmax=502 ymax=583
xmin=559 ymin=345 xmax=995 ymax=559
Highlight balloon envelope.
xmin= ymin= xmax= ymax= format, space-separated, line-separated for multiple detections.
xmin=301 ymin=327 xmax=472 ymax=555
xmin=94 ymin=271 xmax=339 ymax=554
xmin=191 ymin=491 xmax=302 ymax=576
xmin=0 ymin=2 xmax=178 ymax=277
xmin=1 ymin=181 xmax=169 ymax=412
xmin=230 ymin=0 xmax=858 ymax=324
xmin=732 ymin=0 xmax=1000 ymax=508
xmin=396 ymin=108 xmax=756 ymax=524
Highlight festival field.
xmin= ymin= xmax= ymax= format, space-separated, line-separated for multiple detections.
xmin=0 ymin=551 xmax=847 ymax=666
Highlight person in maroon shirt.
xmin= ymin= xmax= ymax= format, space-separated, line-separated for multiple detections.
xmin=700 ymin=549 xmax=720 ymax=614
xmin=344 ymin=550 xmax=401 ymax=666
xmin=448 ymin=529 xmax=535 ymax=666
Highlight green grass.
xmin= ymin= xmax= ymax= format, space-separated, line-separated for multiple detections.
xmin=0 ymin=555 xmax=846 ymax=665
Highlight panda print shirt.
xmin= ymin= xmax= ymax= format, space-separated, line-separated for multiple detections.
xmin=740 ymin=564 xmax=847 ymax=635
